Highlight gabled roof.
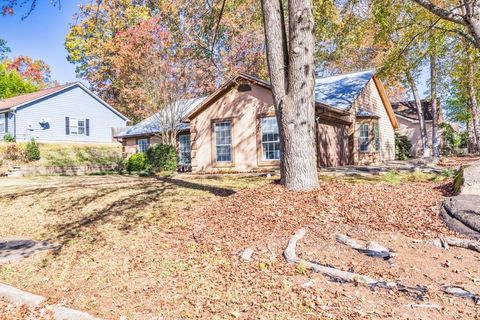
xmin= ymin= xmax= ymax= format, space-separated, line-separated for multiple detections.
xmin=187 ymin=71 xmax=373 ymax=119
xmin=116 ymin=97 xmax=206 ymax=138
xmin=186 ymin=71 xmax=399 ymax=128
xmin=315 ymin=70 xmax=374 ymax=111
xmin=0 ymin=82 xmax=129 ymax=121
xmin=0 ymin=84 xmax=71 ymax=111
xmin=391 ymin=100 xmax=433 ymax=121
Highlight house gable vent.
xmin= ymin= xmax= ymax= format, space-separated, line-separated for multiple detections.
xmin=238 ymin=82 xmax=252 ymax=92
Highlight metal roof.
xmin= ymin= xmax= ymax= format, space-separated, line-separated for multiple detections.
xmin=315 ymin=70 xmax=374 ymax=111
xmin=116 ymin=97 xmax=206 ymax=138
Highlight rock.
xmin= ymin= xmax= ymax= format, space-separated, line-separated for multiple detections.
xmin=240 ymin=248 xmax=253 ymax=261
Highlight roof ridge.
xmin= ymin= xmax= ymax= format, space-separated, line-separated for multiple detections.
xmin=315 ymin=69 xmax=375 ymax=82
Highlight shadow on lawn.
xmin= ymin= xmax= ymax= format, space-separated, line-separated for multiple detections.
xmin=158 ymin=177 xmax=236 ymax=197
xmin=32 ymin=176 xmax=237 ymax=254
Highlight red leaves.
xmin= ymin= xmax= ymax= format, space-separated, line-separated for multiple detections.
xmin=193 ymin=180 xmax=454 ymax=254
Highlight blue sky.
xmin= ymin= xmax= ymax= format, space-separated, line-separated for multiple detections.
xmin=0 ymin=0 xmax=84 ymax=84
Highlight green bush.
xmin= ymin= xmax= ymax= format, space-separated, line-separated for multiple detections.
xmin=3 ymin=132 xmax=15 ymax=142
xmin=146 ymin=144 xmax=178 ymax=172
xmin=125 ymin=153 xmax=149 ymax=173
xmin=25 ymin=139 xmax=41 ymax=162
xmin=395 ymin=134 xmax=411 ymax=160
xmin=440 ymin=122 xmax=463 ymax=156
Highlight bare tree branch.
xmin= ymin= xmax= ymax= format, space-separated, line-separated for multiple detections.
xmin=410 ymin=0 xmax=467 ymax=26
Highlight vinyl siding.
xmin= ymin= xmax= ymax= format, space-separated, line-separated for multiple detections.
xmin=12 ymin=85 xmax=126 ymax=143
xmin=396 ymin=117 xmax=433 ymax=157
xmin=351 ymin=79 xmax=396 ymax=163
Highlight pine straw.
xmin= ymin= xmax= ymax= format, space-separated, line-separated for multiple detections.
xmin=193 ymin=180 xmax=454 ymax=254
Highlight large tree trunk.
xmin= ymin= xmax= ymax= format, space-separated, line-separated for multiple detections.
xmin=430 ymin=54 xmax=440 ymax=158
xmin=467 ymin=56 xmax=480 ymax=153
xmin=406 ymin=71 xmax=429 ymax=158
xmin=261 ymin=0 xmax=319 ymax=191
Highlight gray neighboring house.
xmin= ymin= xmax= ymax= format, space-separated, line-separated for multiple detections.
xmin=0 ymin=82 xmax=129 ymax=143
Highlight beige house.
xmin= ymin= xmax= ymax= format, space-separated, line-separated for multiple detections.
xmin=117 ymin=71 xmax=398 ymax=172
xmin=184 ymin=71 xmax=398 ymax=172
xmin=391 ymin=100 xmax=435 ymax=157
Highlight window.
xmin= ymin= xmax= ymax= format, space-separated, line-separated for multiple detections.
xmin=69 ymin=118 xmax=86 ymax=136
xmin=0 ymin=114 xmax=5 ymax=133
xmin=137 ymin=138 xmax=149 ymax=153
xmin=214 ymin=121 xmax=232 ymax=162
xmin=78 ymin=120 xmax=86 ymax=135
xmin=179 ymin=134 xmax=191 ymax=164
xmin=261 ymin=117 xmax=280 ymax=160
xmin=374 ymin=123 xmax=380 ymax=152
xmin=359 ymin=124 xmax=370 ymax=152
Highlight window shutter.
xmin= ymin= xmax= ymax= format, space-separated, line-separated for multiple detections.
xmin=65 ymin=117 xmax=70 ymax=135
xmin=86 ymin=119 xmax=90 ymax=136
xmin=4 ymin=114 xmax=8 ymax=132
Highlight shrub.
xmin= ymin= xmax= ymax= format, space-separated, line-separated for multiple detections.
xmin=440 ymin=122 xmax=463 ymax=156
xmin=2 ymin=143 xmax=25 ymax=161
xmin=146 ymin=144 xmax=178 ymax=172
xmin=385 ymin=170 xmax=400 ymax=185
xmin=125 ymin=153 xmax=149 ymax=173
xmin=3 ymin=132 xmax=15 ymax=142
xmin=25 ymin=139 xmax=41 ymax=161
xmin=395 ymin=134 xmax=411 ymax=160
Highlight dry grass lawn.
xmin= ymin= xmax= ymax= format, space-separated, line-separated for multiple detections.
xmin=0 ymin=172 xmax=479 ymax=319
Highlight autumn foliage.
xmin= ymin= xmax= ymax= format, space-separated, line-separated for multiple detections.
xmin=65 ymin=0 xmax=267 ymax=122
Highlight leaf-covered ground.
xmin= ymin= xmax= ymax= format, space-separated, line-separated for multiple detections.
xmin=0 ymin=171 xmax=478 ymax=319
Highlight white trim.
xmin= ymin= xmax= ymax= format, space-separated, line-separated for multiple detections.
xmin=137 ymin=138 xmax=149 ymax=153
xmin=5 ymin=83 xmax=129 ymax=122
xmin=394 ymin=113 xmax=433 ymax=124
xmin=69 ymin=118 xmax=86 ymax=136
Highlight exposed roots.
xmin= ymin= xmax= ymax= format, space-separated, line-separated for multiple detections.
xmin=429 ymin=237 xmax=480 ymax=253
xmin=335 ymin=233 xmax=395 ymax=260
xmin=284 ymin=229 xmax=427 ymax=300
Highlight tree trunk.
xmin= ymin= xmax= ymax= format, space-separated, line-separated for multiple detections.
xmin=430 ymin=54 xmax=440 ymax=158
xmin=406 ymin=71 xmax=429 ymax=158
xmin=261 ymin=0 xmax=319 ymax=191
xmin=467 ymin=119 xmax=478 ymax=153
xmin=464 ymin=1 xmax=480 ymax=49
xmin=467 ymin=57 xmax=480 ymax=153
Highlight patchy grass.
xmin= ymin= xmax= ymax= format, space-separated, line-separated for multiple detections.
xmin=319 ymin=170 xmax=451 ymax=184
xmin=0 ymin=142 xmax=122 ymax=167
xmin=0 ymin=175 xmax=271 ymax=319
xmin=38 ymin=143 xmax=122 ymax=166
xmin=0 ymin=173 xmax=477 ymax=319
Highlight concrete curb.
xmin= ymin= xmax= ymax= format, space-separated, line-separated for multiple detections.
xmin=54 ymin=306 xmax=101 ymax=320
xmin=0 ymin=283 xmax=100 ymax=320
xmin=0 ymin=283 xmax=45 ymax=307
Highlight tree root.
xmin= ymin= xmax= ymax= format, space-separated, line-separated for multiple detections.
xmin=284 ymin=229 xmax=427 ymax=300
xmin=335 ymin=233 xmax=395 ymax=260
xmin=428 ymin=237 xmax=480 ymax=253
xmin=442 ymin=285 xmax=480 ymax=304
